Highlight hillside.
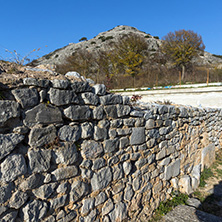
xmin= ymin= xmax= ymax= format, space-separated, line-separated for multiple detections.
xmin=34 ymin=25 xmax=222 ymax=67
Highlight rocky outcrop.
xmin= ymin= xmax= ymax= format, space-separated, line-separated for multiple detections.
xmin=0 ymin=78 xmax=222 ymax=221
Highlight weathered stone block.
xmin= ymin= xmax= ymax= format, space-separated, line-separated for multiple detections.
xmin=0 ymin=133 xmax=24 ymax=161
xmin=1 ymin=154 xmax=27 ymax=182
xmin=71 ymin=81 xmax=92 ymax=93
xmin=58 ymin=125 xmax=81 ymax=142
xmin=51 ymin=166 xmax=78 ymax=181
xmin=116 ymin=104 xmax=131 ymax=117
xmin=64 ymin=105 xmax=92 ymax=121
xmin=12 ymin=88 xmax=39 ymax=108
xmin=28 ymin=125 xmax=57 ymax=148
xmin=92 ymin=84 xmax=106 ymax=95
xmin=24 ymin=103 xmax=63 ymax=127
xmin=179 ymin=175 xmax=193 ymax=194
xmin=201 ymin=144 xmax=215 ymax=170
xmin=0 ymin=100 xmax=20 ymax=127
xmin=80 ymin=92 xmax=99 ymax=105
xmin=48 ymin=88 xmax=79 ymax=106
xmin=70 ymin=181 xmax=89 ymax=202
xmin=92 ymin=106 xmax=104 ymax=120
xmin=103 ymin=139 xmax=118 ymax=153
xmin=51 ymin=79 xmax=70 ymax=89
xmin=9 ymin=190 xmax=28 ymax=209
xmin=91 ymin=167 xmax=112 ymax=191
xmin=28 ymin=148 xmax=51 ymax=173
xmin=33 ymin=183 xmax=57 ymax=199
xmin=81 ymin=140 xmax=103 ymax=159
xmin=164 ymin=159 xmax=180 ymax=180
xmin=130 ymin=127 xmax=145 ymax=145
xmin=100 ymin=94 xmax=123 ymax=105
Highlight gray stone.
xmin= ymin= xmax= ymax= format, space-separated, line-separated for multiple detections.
xmin=51 ymin=79 xmax=70 ymax=89
xmin=95 ymin=192 xmax=107 ymax=206
xmin=135 ymin=158 xmax=147 ymax=169
xmin=81 ymin=122 xmax=93 ymax=139
xmin=48 ymin=88 xmax=79 ymax=106
xmin=133 ymin=175 xmax=143 ymax=191
xmin=135 ymin=118 xmax=145 ymax=127
xmin=108 ymin=202 xmax=127 ymax=222
xmin=122 ymin=95 xmax=130 ymax=105
xmin=159 ymin=157 xmax=171 ymax=166
xmin=130 ymin=127 xmax=146 ymax=145
xmin=13 ymin=125 xmax=29 ymax=134
xmin=92 ymin=84 xmax=106 ymax=95
xmin=80 ymin=92 xmax=99 ymax=105
xmin=104 ymin=105 xmax=118 ymax=118
xmin=21 ymin=200 xmax=48 ymax=222
xmin=64 ymin=105 xmax=92 ymax=120
xmin=1 ymin=154 xmax=27 ymax=182
xmin=124 ymin=184 xmax=134 ymax=201
xmin=94 ymin=126 xmax=108 ymax=141
xmin=12 ymin=88 xmax=39 ymax=108
xmin=33 ymin=183 xmax=57 ymax=199
xmin=81 ymin=197 xmax=95 ymax=215
xmin=23 ymin=78 xmax=50 ymax=87
xmin=51 ymin=166 xmax=78 ymax=181
xmin=117 ymin=128 xmax=132 ymax=136
xmin=123 ymin=161 xmax=132 ymax=175
xmin=0 ymin=182 xmax=13 ymax=204
xmin=92 ymin=106 xmax=104 ymax=120
xmin=103 ymin=139 xmax=118 ymax=153
xmin=28 ymin=149 xmax=51 ymax=173
xmin=50 ymin=195 xmax=67 ymax=209
xmin=91 ymin=167 xmax=112 ymax=191
xmin=9 ymin=190 xmax=28 ymax=209
xmin=19 ymin=174 xmax=42 ymax=190
xmin=164 ymin=159 xmax=181 ymax=180
xmin=110 ymin=119 xmax=123 ymax=128
xmin=81 ymin=168 xmax=93 ymax=179
xmin=53 ymin=142 xmax=78 ymax=165
xmin=84 ymin=209 xmax=97 ymax=222
xmin=1 ymin=211 xmax=17 ymax=222
xmin=58 ymin=125 xmax=81 ymax=142
xmin=130 ymin=110 xmax=144 ymax=117
xmin=102 ymin=199 xmax=114 ymax=216
xmin=56 ymin=182 xmax=68 ymax=193
xmin=0 ymin=133 xmax=24 ymax=161
xmin=42 ymin=215 xmax=56 ymax=222
xmin=179 ymin=107 xmax=188 ymax=117
xmin=28 ymin=125 xmax=57 ymax=147
xmin=112 ymin=164 xmax=124 ymax=181
xmin=0 ymin=206 xmax=7 ymax=216
xmin=145 ymin=119 xmax=155 ymax=129
xmin=108 ymin=156 xmax=119 ymax=166
xmin=100 ymin=94 xmax=123 ymax=105
xmin=70 ymin=181 xmax=89 ymax=202
xmin=119 ymin=137 xmax=129 ymax=149
xmin=80 ymin=159 xmax=92 ymax=169
xmin=71 ymin=81 xmax=92 ymax=93
xmin=40 ymin=89 xmax=47 ymax=102
xmin=92 ymin=158 xmax=106 ymax=170
xmin=116 ymin=104 xmax=131 ymax=117
xmin=0 ymin=100 xmax=20 ymax=127
xmin=57 ymin=210 xmax=77 ymax=222
xmin=201 ymin=144 xmax=215 ymax=170
xmin=24 ymin=103 xmax=63 ymax=127
xmin=186 ymin=198 xmax=201 ymax=208
xmin=44 ymin=174 xmax=52 ymax=183
xmin=179 ymin=175 xmax=193 ymax=195
xmin=123 ymin=118 xmax=135 ymax=127
xmin=81 ymin=140 xmax=103 ymax=159
xmin=156 ymin=148 xmax=167 ymax=160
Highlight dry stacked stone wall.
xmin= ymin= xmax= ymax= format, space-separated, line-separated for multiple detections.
xmin=0 ymin=78 xmax=222 ymax=222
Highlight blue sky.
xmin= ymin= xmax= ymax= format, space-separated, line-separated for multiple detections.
xmin=1 ymin=0 xmax=222 ymax=63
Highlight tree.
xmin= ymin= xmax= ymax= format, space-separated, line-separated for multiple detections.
xmin=109 ymin=33 xmax=148 ymax=87
xmin=161 ymin=29 xmax=205 ymax=80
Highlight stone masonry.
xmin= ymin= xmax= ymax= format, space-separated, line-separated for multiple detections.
xmin=0 ymin=77 xmax=222 ymax=221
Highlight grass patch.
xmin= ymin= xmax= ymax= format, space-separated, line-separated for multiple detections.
xmin=149 ymin=192 xmax=188 ymax=221
xmin=199 ymin=167 xmax=214 ymax=187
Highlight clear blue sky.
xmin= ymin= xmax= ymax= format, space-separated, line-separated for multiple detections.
xmin=1 ymin=0 xmax=222 ymax=63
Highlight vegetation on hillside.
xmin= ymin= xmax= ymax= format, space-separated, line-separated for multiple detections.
xmin=54 ymin=30 xmax=222 ymax=89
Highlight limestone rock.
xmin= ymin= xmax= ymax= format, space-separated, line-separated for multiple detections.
xmin=91 ymin=167 xmax=112 ymax=191
xmin=0 ymin=182 xmax=13 ymax=204
xmin=64 ymin=105 xmax=92 ymax=121
xmin=12 ymin=88 xmax=39 ymax=108
xmin=1 ymin=211 xmax=18 ymax=222
xmin=71 ymin=81 xmax=92 ymax=93
xmin=58 ymin=125 xmax=81 ymax=142
xmin=201 ymin=144 xmax=215 ymax=170
xmin=1 ymin=154 xmax=27 ymax=182
xmin=81 ymin=197 xmax=95 ymax=215
xmin=33 ymin=183 xmax=57 ymax=199
xmin=24 ymin=103 xmax=63 ymax=127
xmin=108 ymin=202 xmax=127 ymax=222
xmin=48 ymin=88 xmax=79 ymax=106
xmin=19 ymin=174 xmax=42 ymax=190
xmin=51 ymin=166 xmax=78 ymax=181
xmin=164 ymin=159 xmax=180 ymax=180
xmin=51 ymin=79 xmax=70 ymax=89
xmin=81 ymin=122 xmax=93 ymax=139
xmin=28 ymin=125 xmax=57 ymax=147
xmin=92 ymin=106 xmax=105 ymax=120
xmin=80 ymin=92 xmax=99 ymax=105
xmin=95 ymin=192 xmax=107 ymax=206
xmin=53 ymin=142 xmax=78 ymax=165
xmin=0 ymin=100 xmax=20 ymax=127
xmin=92 ymin=84 xmax=106 ymax=95
xmin=9 ymin=190 xmax=28 ymax=209
xmin=70 ymin=181 xmax=89 ymax=202
xmin=116 ymin=104 xmax=131 ymax=117
xmin=130 ymin=127 xmax=146 ymax=145
xmin=21 ymin=200 xmax=48 ymax=222
xmin=103 ymin=139 xmax=118 ymax=153
xmin=179 ymin=175 xmax=193 ymax=195
xmin=100 ymin=94 xmax=123 ymax=105
xmin=50 ymin=195 xmax=67 ymax=210
xmin=0 ymin=133 xmax=24 ymax=160
xmin=28 ymin=149 xmax=51 ymax=173
xmin=81 ymin=140 xmax=103 ymax=159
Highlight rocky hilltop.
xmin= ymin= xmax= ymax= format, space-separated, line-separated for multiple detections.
xmin=34 ymin=25 xmax=222 ymax=68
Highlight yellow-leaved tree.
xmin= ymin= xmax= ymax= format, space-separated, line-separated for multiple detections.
xmin=161 ymin=29 xmax=205 ymax=80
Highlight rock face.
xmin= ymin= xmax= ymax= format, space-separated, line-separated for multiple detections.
xmin=0 ymin=77 xmax=222 ymax=221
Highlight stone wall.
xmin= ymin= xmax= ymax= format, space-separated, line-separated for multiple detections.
xmin=0 ymin=78 xmax=222 ymax=222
